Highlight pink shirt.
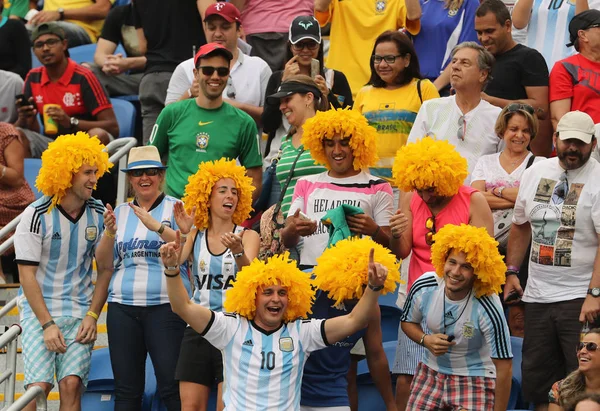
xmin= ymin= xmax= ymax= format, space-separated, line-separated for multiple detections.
xmin=408 ymin=185 xmax=477 ymax=290
xmin=240 ymin=0 xmax=313 ymax=35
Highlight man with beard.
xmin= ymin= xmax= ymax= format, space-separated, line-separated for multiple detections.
xmin=504 ymin=110 xmax=600 ymax=411
xmin=149 ymin=43 xmax=262 ymax=200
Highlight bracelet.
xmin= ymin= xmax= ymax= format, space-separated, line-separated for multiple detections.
xmin=368 ymin=283 xmax=384 ymax=292
xmin=419 ymin=333 xmax=427 ymax=346
xmin=506 ymin=270 xmax=519 ymax=277
xmin=0 ymin=165 xmax=6 ymax=180
xmin=42 ymin=320 xmax=55 ymax=330
xmin=233 ymin=250 xmax=244 ymax=259
xmin=164 ymin=269 xmax=180 ymax=278
xmin=104 ymin=230 xmax=115 ymax=239
xmin=86 ymin=311 xmax=99 ymax=320
xmin=180 ymin=232 xmax=188 ymax=239
xmin=372 ymin=225 xmax=381 ymax=238
xmin=156 ymin=224 xmax=166 ymax=235
xmin=506 ymin=265 xmax=520 ymax=272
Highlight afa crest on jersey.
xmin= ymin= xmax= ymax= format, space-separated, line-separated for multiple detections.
xmin=85 ymin=226 xmax=98 ymax=242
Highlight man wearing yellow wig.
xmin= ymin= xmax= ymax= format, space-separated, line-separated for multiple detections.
xmin=159 ymin=239 xmax=389 ymax=411
xmin=401 ymin=223 xmax=512 ymax=411
xmin=14 ymin=133 xmax=113 ymax=410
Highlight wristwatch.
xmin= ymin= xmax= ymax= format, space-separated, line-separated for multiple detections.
xmin=70 ymin=117 xmax=79 ymax=129
xmin=368 ymin=283 xmax=384 ymax=292
xmin=58 ymin=8 xmax=65 ymax=20
xmin=588 ymin=287 xmax=600 ymax=297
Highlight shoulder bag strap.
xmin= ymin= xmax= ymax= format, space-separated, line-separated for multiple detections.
xmin=525 ymin=155 xmax=536 ymax=169
xmin=272 ymin=147 xmax=305 ymax=217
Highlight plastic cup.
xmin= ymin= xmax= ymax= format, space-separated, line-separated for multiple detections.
xmin=43 ymin=104 xmax=61 ymax=135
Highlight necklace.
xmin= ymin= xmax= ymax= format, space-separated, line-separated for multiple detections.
xmin=442 ymin=288 xmax=472 ymax=335
xmin=503 ymin=150 xmax=528 ymax=167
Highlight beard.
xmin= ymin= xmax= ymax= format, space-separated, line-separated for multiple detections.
xmin=557 ymin=147 xmax=592 ymax=170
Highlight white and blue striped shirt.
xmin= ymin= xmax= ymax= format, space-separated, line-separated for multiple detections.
xmin=191 ymin=226 xmax=243 ymax=311
xmin=401 ymin=272 xmax=512 ymax=378
xmin=203 ymin=312 xmax=329 ymax=411
xmin=109 ymin=194 xmax=191 ymax=306
xmin=14 ymin=197 xmax=105 ymax=320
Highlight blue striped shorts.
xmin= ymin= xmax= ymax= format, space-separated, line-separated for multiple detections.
xmin=21 ymin=316 xmax=93 ymax=389
xmin=392 ymin=319 xmax=428 ymax=375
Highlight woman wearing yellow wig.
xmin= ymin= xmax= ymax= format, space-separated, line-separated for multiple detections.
xmin=389 ymin=136 xmax=494 ymax=410
xmin=169 ymin=158 xmax=260 ymax=411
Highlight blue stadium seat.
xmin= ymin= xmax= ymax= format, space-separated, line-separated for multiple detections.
xmin=23 ymin=159 xmax=42 ymax=199
xmin=379 ymin=283 xmax=401 ymax=342
xmin=32 ymin=44 xmax=127 ymax=68
xmin=111 ymin=98 xmax=136 ymax=138
xmin=508 ymin=336 xmax=530 ymax=410
xmin=113 ymin=0 xmax=131 ymax=5
xmin=81 ymin=348 xmax=116 ymax=410
xmin=356 ymin=341 xmax=397 ymax=410
xmin=356 ymin=340 xmax=397 ymax=383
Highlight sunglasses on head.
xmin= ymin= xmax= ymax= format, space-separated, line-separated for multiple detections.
xmin=199 ymin=66 xmax=230 ymax=77
xmin=578 ymin=342 xmax=599 ymax=352
xmin=425 ymin=216 xmax=436 ymax=246
xmin=506 ymin=103 xmax=535 ymax=116
xmin=128 ymin=169 xmax=160 ymax=177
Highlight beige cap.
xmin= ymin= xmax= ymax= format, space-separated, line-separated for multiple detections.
xmin=556 ymin=111 xmax=596 ymax=144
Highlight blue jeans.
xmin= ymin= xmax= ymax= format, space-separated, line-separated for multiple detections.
xmin=54 ymin=21 xmax=91 ymax=47
xmin=107 ymin=302 xmax=186 ymax=411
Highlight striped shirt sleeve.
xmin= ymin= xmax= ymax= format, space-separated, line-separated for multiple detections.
xmin=479 ymin=295 xmax=513 ymax=359
xmin=203 ymin=311 xmax=242 ymax=350
xmin=14 ymin=203 xmax=47 ymax=265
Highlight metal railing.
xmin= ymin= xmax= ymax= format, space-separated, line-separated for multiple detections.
xmin=0 ymin=137 xmax=137 ymax=257
xmin=5 ymin=385 xmax=46 ymax=411
xmin=0 ymin=325 xmax=24 ymax=410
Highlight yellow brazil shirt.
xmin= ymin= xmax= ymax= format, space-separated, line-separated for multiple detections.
xmin=316 ymin=0 xmax=420 ymax=97
xmin=43 ymin=0 xmax=115 ymax=43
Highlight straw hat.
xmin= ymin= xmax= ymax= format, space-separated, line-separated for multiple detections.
xmin=121 ymin=146 xmax=167 ymax=172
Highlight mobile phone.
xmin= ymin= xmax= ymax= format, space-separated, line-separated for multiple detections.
xmin=310 ymin=59 xmax=320 ymax=79
xmin=298 ymin=211 xmax=311 ymax=221
xmin=15 ymin=94 xmax=29 ymax=107
xmin=505 ymin=291 xmax=521 ymax=303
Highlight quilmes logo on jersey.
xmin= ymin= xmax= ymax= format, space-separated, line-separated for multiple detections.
xmin=118 ymin=237 xmax=165 ymax=258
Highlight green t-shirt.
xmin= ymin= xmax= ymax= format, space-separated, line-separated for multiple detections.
xmin=2 ymin=0 xmax=29 ymax=18
xmin=149 ymin=99 xmax=262 ymax=198
xmin=275 ymin=137 xmax=326 ymax=218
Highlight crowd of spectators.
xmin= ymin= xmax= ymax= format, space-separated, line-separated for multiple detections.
xmin=2 ymin=0 xmax=600 ymax=409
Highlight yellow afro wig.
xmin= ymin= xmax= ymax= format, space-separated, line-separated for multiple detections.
xmin=312 ymin=237 xmax=401 ymax=307
xmin=37 ymin=132 xmax=112 ymax=211
xmin=301 ymin=108 xmax=378 ymax=170
xmin=182 ymin=158 xmax=255 ymax=230
xmin=392 ymin=137 xmax=467 ymax=197
xmin=223 ymin=252 xmax=315 ymax=321
xmin=430 ymin=224 xmax=506 ymax=297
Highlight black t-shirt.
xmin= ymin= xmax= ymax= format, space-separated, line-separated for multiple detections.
xmin=133 ymin=0 xmax=205 ymax=74
xmin=100 ymin=5 xmax=143 ymax=73
xmin=485 ymin=44 xmax=549 ymax=100
xmin=0 ymin=18 xmax=31 ymax=79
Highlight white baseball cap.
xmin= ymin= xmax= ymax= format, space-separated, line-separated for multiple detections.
xmin=556 ymin=111 xmax=596 ymax=144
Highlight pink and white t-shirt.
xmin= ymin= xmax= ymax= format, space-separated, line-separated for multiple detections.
xmin=288 ymin=171 xmax=394 ymax=266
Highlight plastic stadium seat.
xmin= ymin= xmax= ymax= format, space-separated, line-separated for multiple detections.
xmin=111 ymin=98 xmax=136 ymax=138
xmin=356 ymin=341 xmax=397 ymax=410
xmin=81 ymin=348 xmax=116 ymax=410
xmin=356 ymin=340 xmax=397 ymax=383
xmin=32 ymin=44 xmax=127 ymax=68
xmin=113 ymin=0 xmax=131 ymax=5
xmin=23 ymin=159 xmax=42 ymax=199
xmin=508 ymin=336 xmax=529 ymax=410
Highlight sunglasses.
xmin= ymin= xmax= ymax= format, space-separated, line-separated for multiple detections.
xmin=371 ymin=54 xmax=403 ymax=64
xmin=33 ymin=38 xmax=62 ymax=49
xmin=199 ymin=66 xmax=230 ymax=77
xmin=457 ymin=116 xmax=466 ymax=141
xmin=506 ymin=103 xmax=535 ymax=116
xmin=128 ymin=169 xmax=160 ymax=177
xmin=425 ymin=216 xmax=436 ymax=246
xmin=292 ymin=41 xmax=319 ymax=51
xmin=578 ymin=342 xmax=599 ymax=352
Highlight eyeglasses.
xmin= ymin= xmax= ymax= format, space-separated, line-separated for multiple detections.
xmin=586 ymin=23 xmax=600 ymax=30
xmin=291 ymin=41 xmax=319 ymax=51
xmin=506 ymin=103 xmax=535 ymax=116
xmin=371 ymin=54 xmax=403 ymax=64
xmin=457 ymin=116 xmax=466 ymax=141
xmin=552 ymin=172 xmax=569 ymax=204
xmin=128 ymin=169 xmax=160 ymax=177
xmin=33 ymin=38 xmax=62 ymax=49
xmin=578 ymin=342 xmax=599 ymax=352
xmin=425 ymin=216 xmax=436 ymax=246
xmin=226 ymin=77 xmax=236 ymax=99
xmin=199 ymin=66 xmax=230 ymax=77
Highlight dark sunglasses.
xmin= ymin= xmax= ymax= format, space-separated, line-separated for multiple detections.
xmin=371 ymin=54 xmax=403 ymax=64
xmin=578 ymin=342 xmax=599 ymax=352
xmin=33 ymin=38 xmax=62 ymax=49
xmin=425 ymin=216 xmax=436 ymax=246
xmin=292 ymin=41 xmax=319 ymax=51
xmin=506 ymin=103 xmax=535 ymax=116
xmin=128 ymin=169 xmax=160 ymax=177
xmin=199 ymin=66 xmax=230 ymax=77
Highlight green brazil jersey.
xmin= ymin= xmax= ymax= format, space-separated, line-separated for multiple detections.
xmin=149 ymin=99 xmax=262 ymax=198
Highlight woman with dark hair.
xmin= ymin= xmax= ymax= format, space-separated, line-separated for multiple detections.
xmin=0 ymin=0 xmax=31 ymax=78
xmin=549 ymin=328 xmax=600 ymax=411
xmin=261 ymin=15 xmax=353 ymax=169
xmin=354 ymin=30 xmax=439 ymax=190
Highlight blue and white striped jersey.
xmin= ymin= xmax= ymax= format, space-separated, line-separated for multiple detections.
xmin=191 ymin=226 xmax=243 ymax=311
xmin=14 ymin=196 xmax=105 ymax=320
xmin=401 ymin=272 xmax=512 ymax=377
xmin=109 ymin=195 xmax=191 ymax=306
xmin=203 ymin=312 xmax=329 ymax=411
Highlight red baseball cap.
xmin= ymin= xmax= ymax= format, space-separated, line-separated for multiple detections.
xmin=193 ymin=42 xmax=233 ymax=67
xmin=204 ymin=2 xmax=241 ymax=23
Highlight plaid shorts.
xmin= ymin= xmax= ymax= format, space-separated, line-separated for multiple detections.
xmin=407 ymin=362 xmax=495 ymax=410
xmin=21 ymin=316 xmax=94 ymax=389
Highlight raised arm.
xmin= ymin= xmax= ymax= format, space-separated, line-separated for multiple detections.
xmin=324 ymin=249 xmax=388 ymax=344
xmin=512 ymin=0 xmax=534 ymax=30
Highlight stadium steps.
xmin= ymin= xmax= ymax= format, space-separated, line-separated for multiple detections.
xmin=0 ymin=284 xmax=109 ymax=410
